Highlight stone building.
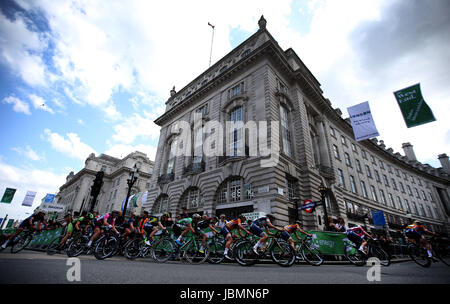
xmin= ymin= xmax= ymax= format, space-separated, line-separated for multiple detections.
xmin=145 ymin=16 xmax=450 ymax=235
xmin=57 ymin=151 xmax=154 ymax=216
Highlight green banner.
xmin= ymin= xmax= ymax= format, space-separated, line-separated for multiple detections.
xmin=1 ymin=188 xmax=16 ymax=204
xmin=393 ymin=83 xmax=436 ymax=128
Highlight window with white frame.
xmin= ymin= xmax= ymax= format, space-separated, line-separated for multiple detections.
xmin=280 ymin=104 xmax=292 ymax=157
xmin=229 ymin=106 xmax=243 ymax=157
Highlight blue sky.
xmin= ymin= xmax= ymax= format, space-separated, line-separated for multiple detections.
xmin=1 ymin=0 xmax=449 ymax=221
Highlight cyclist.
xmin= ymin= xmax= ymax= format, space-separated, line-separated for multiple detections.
xmin=193 ymin=215 xmax=219 ymax=254
xmin=1 ymin=211 xmax=46 ymax=249
xmin=121 ymin=213 xmax=136 ymax=240
xmin=250 ymin=214 xmax=283 ymax=255
xmin=175 ymin=214 xmax=202 ymax=246
xmin=56 ymin=213 xmax=76 ymax=249
xmin=86 ymin=211 xmax=119 ymax=248
xmin=215 ymin=214 xmax=227 ymax=230
xmin=281 ymin=220 xmax=312 ymax=251
xmin=345 ymin=225 xmax=374 ymax=254
xmin=74 ymin=211 xmax=95 ymax=233
xmin=147 ymin=213 xmax=173 ymax=245
xmin=136 ymin=211 xmax=159 ymax=246
xmin=221 ymin=214 xmax=251 ymax=260
xmin=405 ymin=220 xmax=439 ymax=261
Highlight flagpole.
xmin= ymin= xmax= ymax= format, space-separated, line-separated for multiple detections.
xmin=208 ymin=22 xmax=215 ymax=67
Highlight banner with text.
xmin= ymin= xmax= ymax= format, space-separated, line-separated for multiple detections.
xmin=22 ymin=191 xmax=37 ymax=207
xmin=393 ymin=83 xmax=436 ymax=128
xmin=347 ymin=101 xmax=380 ymax=141
xmin=1 ymin=188 xmax=16 ymax=204
xmin=44 ymin=194 xmax=55 ymax=203
xmin=40 ymin=203 xmax=65 ymax=213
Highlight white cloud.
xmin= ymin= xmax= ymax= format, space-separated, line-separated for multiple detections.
xmin=11 ymin=146 xmax=41 ymax=161
xmin=2 ymin=96 xmax=31 ymax=115
xmin=111 ymin=112 xmax=160 ymax=145
xmin=0 ymin=160 xmax=66 ymax=220
xmin=29 ymin=94 xmax=55 ymax=114
xmin=105 ymin=144 xmax=157 ymax=161
xmin=77 ymin=119 xmax=84 ymax=125
xmin=0 ymin=11 xmax=48 ymax=87
xmin=43 ymin=129 xmax=96 ymax=161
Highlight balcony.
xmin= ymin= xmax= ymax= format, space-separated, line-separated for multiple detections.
xmin=347 ymin=212 xmax=367 ymax=222
xmin=183 ymin=161 xmax=205 ymax=176
xmin=319 ymin=165 xmax=335 ymax=181
xmin=157 ymin=173 xmax=174 ymax=184
xmin=218 ymin=146 xmax=249 ymax=165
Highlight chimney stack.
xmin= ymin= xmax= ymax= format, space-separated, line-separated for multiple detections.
xmin=438 ymin=153 xmax=450 ymax=174
xmin=402 ymin=142 xmax=417 ymax=161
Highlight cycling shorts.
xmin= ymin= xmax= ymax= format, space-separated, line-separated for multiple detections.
xmin=346 ymin=231 xmax=364 ymax=244
xmin=280 ymin=230 xmax=291 ymax=241
xmin=220 ymin=226 xmax=231 ymax=236
xmin=249 ymin=223 xmax=265 ymax=237
xmin=405 ymin=229 xmax=421 ymax=240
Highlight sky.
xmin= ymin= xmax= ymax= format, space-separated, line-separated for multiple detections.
xmin=0 ymin=0 xmax=449 ymax=221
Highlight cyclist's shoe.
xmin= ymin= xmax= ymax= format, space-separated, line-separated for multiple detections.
xmin=431 ymin=257 xmax=439 ymax=263
xmin=199 ymin=247 xmax=205 ymax=254
xmin=224 ymin=253 xmax=233 ymax=260
xmin=175 ymin=240 xmax=183 ymax=246
xmin=144 ymin=240 xmax=151 ymax=246
xmin=252 ymin=246 xmax=259 ymax=255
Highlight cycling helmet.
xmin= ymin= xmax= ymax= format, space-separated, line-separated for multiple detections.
xmin=295 ymin=220 xmax=302 ymax=226
xmin=192 ymin=213 xmax=201 ymax=219
xmin=162 ymin=212 xmax=171 ymax=218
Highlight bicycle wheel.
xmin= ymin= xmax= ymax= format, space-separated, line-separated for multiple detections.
xmin=270 ymin=240 xmax=295 ymax=267
xmin=301 ymin=244 xmax=324 ymax=266
xmin=67 ymin=235 xmax=88 ymax=257
xmin=11 ymin=233 xmax=32 ymax=253
xmin=94 ymin=235 xmax=119 ymax=260
xmin=408 ymin=243 xmax=431 ymax=268
xmin=124 ymin=238 xmax=142 ymax=260
xmin=207 ymin=238 xmax=226 ymax=264
xmin=47 ymin=236 xmax=64 ymax=255
xmin=184 ymin=239 xmax=209 ymax=264
xmin=151 ymin=238 xmax=176 ymax=263
xmin=433 ymin=244 xmax=450 ymax=266
xmin=344 ymin=243 xmax=365 ymax=266
xmin=372 ymin=246 xmax=391 ymax=267
xmin=235 ymin=240 xmax=258 ymax=266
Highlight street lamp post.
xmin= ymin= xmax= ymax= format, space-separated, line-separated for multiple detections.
xmin=122 ymin=163 xmax=140 ymax=220
xmin=291 ymin=196 xmax=300 ymax=221
xmin=319 ymin=183 xmax=330 ymax=231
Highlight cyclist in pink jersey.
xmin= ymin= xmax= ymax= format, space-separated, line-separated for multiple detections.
xmin=345 ymin=225 xmax=374 ymax=254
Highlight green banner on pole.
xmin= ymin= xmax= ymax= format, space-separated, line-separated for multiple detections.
xmin=1 ymin=188 xmax=16 ymax=204
xmin=393 ymin=83 xmax=436 ymax=128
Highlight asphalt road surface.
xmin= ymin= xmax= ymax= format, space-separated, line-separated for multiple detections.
xmin=0 ymin=250 xmax=449 ymax=284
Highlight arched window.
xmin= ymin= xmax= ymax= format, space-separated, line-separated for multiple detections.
xmin=215 ymin=177 xmax=254 ymax=205
xmin=152 ymin=194 xmax=169 ymax=215
xmin=179 ymin=187 xmax=203 ymax=213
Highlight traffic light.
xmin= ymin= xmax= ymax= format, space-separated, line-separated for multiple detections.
xmin=90 ymin=171 xmax=104 ymax=197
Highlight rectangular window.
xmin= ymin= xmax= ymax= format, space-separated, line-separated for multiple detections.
xmin=395 ymin=169 xmax=400 ymax=177
xmin=370 ymin=155 xmax=376 ymax=164
xmin=344 ymin=152 xmax=351 ymax=166
xmin=375 ymin=170 xmax=380 ymax=182
xmin=415 ymin=188 xmax=420 ymax=198
xmin=330 ymin=127 xmax=336 ymax=137
xmin=388 ymin=193 xmax=395 ymax=208
xmin=230 ymin=82 xmax=244 ymax=98
xmin=360 ymin=181 xmax=368 ymax=198
xmin=280 ymin=105 xmax=292 ymax=157
xmin=355 ymin=159 xmax=362 ymax=172
xmin=230 ymin=179 xmax=241 ymax=202
xmin=338 ymin=169 xmax=345 ymax=188
xmin=230 ymin=106 xmax=243 ymax=156
xmin=166 ymin=139 xmax=178 ymax=174
xmin=351 ymin=143 xmax=357 ymax=152
xmin=399 ymin=182 xmax=405 ymax=193
xmin=383 ymin=175 xmax=389 ymax=187
xmin=405 ymin=199 xmax=411 ymax=213
xmin=407 ymin=185 xmax=413 ymax=196
xmin=388 ymin=165 xmax=393 ymax=173
xmin=370 ymin=185 xmax=378 ymax=202
xmin=361 ymin=150 xmax=367 ymax=160
xmin=286 ymin=178 xmax=297 ymax=201
xmin=350 ymin=175 xmax=357 ymax=193
xmin=333 ymin=145 xmax=340 ymax=159
xmin=380 ymin=189 xmax=387 ymax=205
xmin=341 ymin=136 xmax=347 ymax=145
xmin=379 ymin=160 xmax=385 ymax=169
xmin=396 ymin=197 xmax=403 ymax=210
xmin=391 ymin=178 xmax=397 ymax=190
xmin=365 ymin=165 xmax=372 ymax=178
xmin=421 ymin=190 xmax=427 ymax=201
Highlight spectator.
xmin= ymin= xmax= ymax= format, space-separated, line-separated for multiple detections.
xmin=334 ymin=218 xmax=347 ymax=232
xmin=180 ymin=208 xmax=189 ymax=219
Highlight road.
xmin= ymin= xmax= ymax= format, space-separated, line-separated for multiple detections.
xmin=0 ymin=250 xmax=449 ymax=284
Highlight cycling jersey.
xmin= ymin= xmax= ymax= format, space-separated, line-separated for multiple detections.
xmin=19 ymin=213 xmax=45 ymax=228
xmin=346 ymin=226 xmax=366 ymax=237
xmin=159 ymin=217 xmax=173 ymax=228
xmin=195 ymin=218 xmax=212 ymax=231
xmin=225 ymin=218 xmax=241 ymax=230
xmin=122 ymin=218 xmax=135 ymax=228
xmin=177 ymin=218 xmax=193 ymax=227
xmin=283 ymin=224 xmax=300 ymax=234
xmin=405 ymin=224 xmax=425 ymax=235
xmin=252 ymin=217 xmax=271 ymax=228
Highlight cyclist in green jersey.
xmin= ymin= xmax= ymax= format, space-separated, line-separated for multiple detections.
xmin=175 ymin=214 xmax=201 ymax=246
xmin=57 ymin=214 xmax=74 ymax=249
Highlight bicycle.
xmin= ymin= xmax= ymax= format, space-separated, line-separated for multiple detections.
xmin=10 ymin=229 xmax=38 ymax=254
xmin=430 ymin=236 xmax=450 ymax=267
xmin=66 ymin=226 xmax=96 ymax=257
xmin=234 ymin=232 xmax=295 ymax=267
xmin=294 ymin=236 xmax=324 ymax=266
xmin=150 ymin=229 xmax=178 ymax=262
xmin=344 ymin=238 xmax=390 ymax=266
xmin=207 ymin=233 xmax=226 ymax=264
xmin=93 ymin=227 xmax=121 ymax=260
xmin=46 ymin=227 xmax=78 ymax=255
xmin=179 ymin=232 xmax=210 ymax=264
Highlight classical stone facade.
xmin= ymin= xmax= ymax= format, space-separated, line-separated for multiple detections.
xmin=145 ymin=16 xmax=450 ymax=235
xmin=56 ymin=152 xmax=154 ymax=216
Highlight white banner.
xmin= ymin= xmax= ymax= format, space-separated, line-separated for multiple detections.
xmin=40 ymin=203 xmax=65 ymax=213
xmin=22 ymin=191 xmax=37 ymax=207
xmin=347 ymin=101 xmax=380 ymax=141
xmin=242 ymin=212 xmax=266 ymax=221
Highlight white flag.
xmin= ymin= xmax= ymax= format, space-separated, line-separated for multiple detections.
xmin=347 ymin=101 xmax=380 ymax=141
xmin=22 ymin=191 xmax=37 ymax=207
